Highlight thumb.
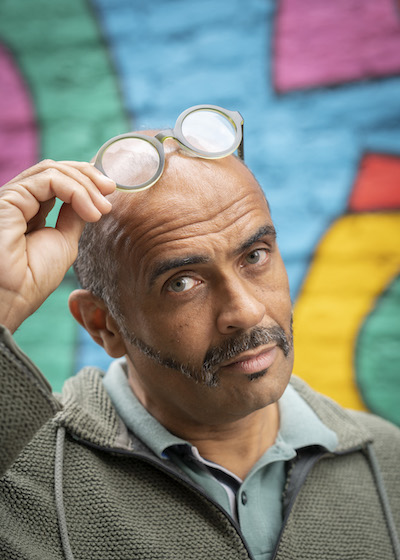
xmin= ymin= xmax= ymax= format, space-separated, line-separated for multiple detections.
xmin=55 ymin=202 xmax=87 ymax=262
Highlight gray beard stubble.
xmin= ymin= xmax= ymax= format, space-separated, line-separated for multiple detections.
xmin=123 ymin=323 xmax=293 ymax=388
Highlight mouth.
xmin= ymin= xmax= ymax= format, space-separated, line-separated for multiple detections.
xmin=219 ymin=345 xmax=278 ymax=375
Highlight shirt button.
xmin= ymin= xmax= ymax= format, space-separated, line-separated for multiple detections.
xmin=241 ymin=492 xmax=248 ymax=505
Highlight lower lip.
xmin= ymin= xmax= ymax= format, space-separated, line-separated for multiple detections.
xmin=222 ymin=346 xmax=278 ymax=375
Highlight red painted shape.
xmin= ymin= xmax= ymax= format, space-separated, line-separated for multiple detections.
xmin=274 ymin=0 xmax=400 ymax=92
xmin=0 ymin=43 xmax=38 ymax=186
xmin=349 ymin=153 xmax=400 ymax=211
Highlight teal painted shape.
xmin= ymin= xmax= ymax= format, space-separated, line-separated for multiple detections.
xmin=13 ymin=275 xmax=78 ymax=393
xmin=356 ymin=274 xmax=400 ymax=426
xmin=0 ymin=0 xmax=129 ymax=161
xmin=0 ymin=0 xmax=129 ymax=389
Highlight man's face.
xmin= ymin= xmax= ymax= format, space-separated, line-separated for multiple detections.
xmin=111 ymin=150 xmax=293 ymax=426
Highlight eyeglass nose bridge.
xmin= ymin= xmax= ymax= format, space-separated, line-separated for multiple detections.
xmin=153 ymin=129 xmax=187 ymax=157
xmin=153 ymin=128 xmax=216 ymax=161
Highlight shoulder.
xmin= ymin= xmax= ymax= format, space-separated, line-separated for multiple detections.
xmin=289 ymin=375 xmax=400 ymax=451
xmin=348 ymin=408 xmax=400 ymax=442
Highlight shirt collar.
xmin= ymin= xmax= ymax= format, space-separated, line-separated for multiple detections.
xmin=278 ymin=383 xmax=338 ymax=452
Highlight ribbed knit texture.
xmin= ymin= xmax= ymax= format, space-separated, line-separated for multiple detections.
xmin=275 ymin=450 xmax=395 ymax=559
xmin=57 ymin=367 xmax=122 ymax=448
xmin=0 ymin=422 xmax=252 ymax=559
xmin=1 ymin=328 xmax=399 ymax=559
xmin=0 ymin=326 xmax=60 ymax=475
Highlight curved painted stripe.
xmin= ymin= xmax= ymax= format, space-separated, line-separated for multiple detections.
xmin=293 ymin=213 xmax=400 ymax=410
xmin=0 ymin=0 xmax=128 ymax=391
xmin=356 ymin=274 xmax=400 ymax=425
xmin=0 ymin=42 xmax=38 ymax=185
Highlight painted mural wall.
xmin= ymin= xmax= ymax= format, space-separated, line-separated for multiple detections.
xmin=0 ymin=0 xmax=399 ymax=424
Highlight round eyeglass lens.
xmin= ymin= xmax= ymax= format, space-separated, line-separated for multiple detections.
xmin=181 ymin=110 xmax=236 ymax=154
xmin=101 ymin=137 xmax=160 ymax=187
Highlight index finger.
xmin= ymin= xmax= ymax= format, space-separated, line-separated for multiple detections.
xmin=57 ymin=161 xmax=116 ymax=195
xmin=5 ymin=160 xmax=116 ymax=197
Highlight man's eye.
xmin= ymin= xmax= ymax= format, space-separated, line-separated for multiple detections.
xmin=245 ymin=248 xmax=269 ymax=265
xmin=167 ymin=276 xmax=196 ymax=293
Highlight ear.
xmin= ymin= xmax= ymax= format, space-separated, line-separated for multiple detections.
xmin=68 ymin=289 xmax=127 ymax=358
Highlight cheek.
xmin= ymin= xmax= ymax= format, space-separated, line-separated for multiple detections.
xmin=265 ymin=264 xmax=292 ymax=322
xmin=169 ymin=312 xmax=212 ymax=350
xmin=134 ymin=302 xmax=214 ymax=359
xmin=165 ymin=320 xmax=190 ymax=347
xmin=256 ymin=282 xmax=292 ymax=325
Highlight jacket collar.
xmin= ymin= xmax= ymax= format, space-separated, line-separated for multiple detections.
xmin=290 ymin=376 xmax=372 ymax=452
xmin=55 ymin=367 xmax=132 ymax=451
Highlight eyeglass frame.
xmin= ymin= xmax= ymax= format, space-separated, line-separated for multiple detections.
xmin=93 ymin=104 xmax=244 ymax=192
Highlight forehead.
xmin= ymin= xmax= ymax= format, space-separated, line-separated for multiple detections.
xmin=111 ymin=153 xmax=272 ymax=280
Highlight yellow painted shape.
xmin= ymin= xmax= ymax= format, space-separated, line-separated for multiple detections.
xmin=293 ymin=213 xmax=400 ymax=410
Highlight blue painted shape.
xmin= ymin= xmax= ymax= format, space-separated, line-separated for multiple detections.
xmin=90 ymin=0 xmax=400 ymax=295
xmin=78 ymin=0 xmax=400 ymax=371
xmin=75 ymin=326 xmax=113 ymax=374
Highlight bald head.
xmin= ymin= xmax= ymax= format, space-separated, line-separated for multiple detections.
xmin=74 ymin=141 xmax=269 ymax=325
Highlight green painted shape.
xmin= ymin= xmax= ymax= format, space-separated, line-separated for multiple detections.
xmin=13 ymin=276 xmax=78 ymax=393
xmin=0 ymin=0 xmax=129 ymax=388
xmin=356 ymin=274 xmax=400 ymax=426
xmin=0 ymin=0 xmax=128 ymax=161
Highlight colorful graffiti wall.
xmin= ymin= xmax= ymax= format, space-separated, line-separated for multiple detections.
xmin=1 ymin=0 xmax=399 ymax=424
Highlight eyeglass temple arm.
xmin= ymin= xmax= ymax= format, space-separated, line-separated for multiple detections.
xmin=237 ymin=121 xmax=244 ymax=160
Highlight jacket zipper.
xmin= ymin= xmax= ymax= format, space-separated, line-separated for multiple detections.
xmin=271 ymin=449 xmax=329 ymax=559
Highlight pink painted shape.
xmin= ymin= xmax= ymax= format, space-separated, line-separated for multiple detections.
xmin=0 ymin=43 xmax=38 ymax=186
xmin=274 ymin=0 xmax=400 ymax=92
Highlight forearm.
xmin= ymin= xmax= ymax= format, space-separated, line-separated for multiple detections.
xmin=0 ymin=325 xmax=61 ymax=475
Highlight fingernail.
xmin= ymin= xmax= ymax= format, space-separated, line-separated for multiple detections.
xmin=103 ymin=175 xmax=116 ymax=184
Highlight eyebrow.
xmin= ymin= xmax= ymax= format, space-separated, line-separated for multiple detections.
xmin=149 ymin=255 xmax=210 ymax=287
xmin=148 ymin=223 xmax=277 ymax=287
xmin=234 ymin=224 xmax=277 ymax=256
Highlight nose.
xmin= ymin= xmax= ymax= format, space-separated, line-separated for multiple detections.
xmin=215 ymin=277 xmax=266 ymax=334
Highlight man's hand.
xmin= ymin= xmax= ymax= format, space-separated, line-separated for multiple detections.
xmin=0 ymin=160 xmax=116 ymax=333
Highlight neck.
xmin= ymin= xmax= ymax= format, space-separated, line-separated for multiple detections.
xmin=127 ymin=360 xmax=280 ymax=479
xmin=132 ymin=376 xmax=279 ymax=478
xmin=185 ymin=404 xmax=279 ymax=479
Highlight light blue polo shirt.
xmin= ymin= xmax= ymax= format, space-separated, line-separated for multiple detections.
xmin=103 ymin=359 xmax=337 ymax=560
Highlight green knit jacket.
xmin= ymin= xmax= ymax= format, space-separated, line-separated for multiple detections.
xmin=1 ymin=325 xmax=400 ymax=560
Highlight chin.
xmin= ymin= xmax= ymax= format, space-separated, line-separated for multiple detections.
xmin=218 ymin=366 xmax=292 ymax=419
xmin=250 ymin=365 xmax=292 ymax=406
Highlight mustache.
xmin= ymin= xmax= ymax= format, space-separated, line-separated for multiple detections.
xmin=202 ymin=325 xmax=292 ymax=377
xmin=125 ymin=323 xmax=292 ymax=388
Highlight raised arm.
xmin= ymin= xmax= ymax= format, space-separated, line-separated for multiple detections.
xmin=0 ymin=160 xmax=115 ymax=474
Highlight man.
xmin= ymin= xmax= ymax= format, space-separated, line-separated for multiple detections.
xmin=1 ymin=106 xmax=399 ymax=560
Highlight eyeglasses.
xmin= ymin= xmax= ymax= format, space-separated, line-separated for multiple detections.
xmin=94 ymin=104 xmax=244 ymax=192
